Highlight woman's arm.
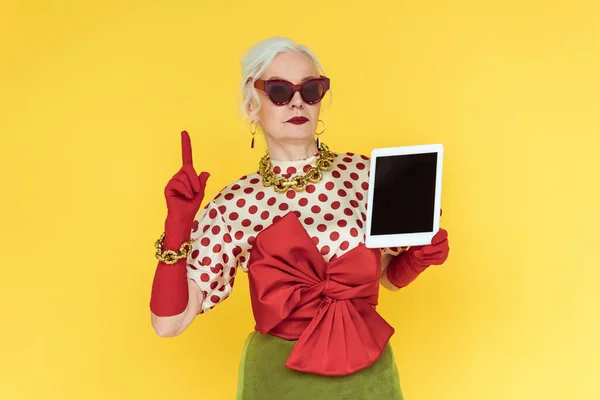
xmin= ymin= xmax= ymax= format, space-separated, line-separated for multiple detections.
xmin=151 ymin=278 xmax=203 ymax=337
xmin=380 ymin=252 xmax=402 ymax=292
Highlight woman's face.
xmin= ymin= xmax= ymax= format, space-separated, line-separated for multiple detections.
xmin=251 ymin=51 xmax=322 ymax=148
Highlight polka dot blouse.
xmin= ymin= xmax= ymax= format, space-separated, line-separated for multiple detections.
xmin=186 ymin=151 xmax=401 ymax=314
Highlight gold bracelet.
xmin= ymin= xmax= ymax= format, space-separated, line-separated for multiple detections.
xmin=154 ymin=232 xmax=193 ymax=265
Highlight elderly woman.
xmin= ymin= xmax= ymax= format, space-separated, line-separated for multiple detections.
xmin=149 ymin=37 xmax=449 ymax=399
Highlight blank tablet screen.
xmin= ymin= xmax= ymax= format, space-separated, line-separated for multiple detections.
xmin=370 ymin=153 xmax=438 ymax=235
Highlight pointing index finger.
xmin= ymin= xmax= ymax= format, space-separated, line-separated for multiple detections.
xmin=181 ymin=130 xmax=193 ymax=166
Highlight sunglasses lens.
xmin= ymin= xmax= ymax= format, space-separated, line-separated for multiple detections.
xmin=302 ymin=81 xmax=325 ymax=103
xmin=268 ymin=83 xmax=293 ymax=104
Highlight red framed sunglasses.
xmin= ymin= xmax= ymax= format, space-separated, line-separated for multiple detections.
xmin=252 ymin=76 xmax=330 ymax=105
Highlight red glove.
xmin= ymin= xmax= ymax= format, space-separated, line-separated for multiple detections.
xmin=386 ymin=228 xmax=449 ymax=289
xmin=150 ymin=131 xmax=210 ymax=316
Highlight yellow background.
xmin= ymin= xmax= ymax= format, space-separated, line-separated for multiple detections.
xmin=1 ymin=0 xmax=599 ymax=399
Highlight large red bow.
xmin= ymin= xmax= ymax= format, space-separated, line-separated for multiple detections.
xmin=247 ymin=212 xmax=395 ymax=376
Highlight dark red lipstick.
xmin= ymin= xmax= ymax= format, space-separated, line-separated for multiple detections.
xmin=286 ymin=117 xmax=309 ymax=124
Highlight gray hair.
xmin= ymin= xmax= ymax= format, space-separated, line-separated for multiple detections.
xmin=238 ymin=37 xmax=330 ymax=124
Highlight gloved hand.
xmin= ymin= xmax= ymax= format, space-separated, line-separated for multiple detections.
xmin=150 ymin=130 xmax=210 ymax=317
xmin=386 ymin=209 xmax=450 ymax=288
xmin=406 ymin=228 xmax=449 ymax=267
xmin=163 ymin=130 xmax=210 ymax=249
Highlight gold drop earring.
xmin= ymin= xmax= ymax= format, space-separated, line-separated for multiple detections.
xmin=315 ymin=119 xmax=325 ymax=150
xmin=250 ymin=121 xmax=257 ymax=149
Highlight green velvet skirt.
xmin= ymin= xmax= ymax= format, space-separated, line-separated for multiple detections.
xmin=236 ymin=330 xmax=404 ymax=400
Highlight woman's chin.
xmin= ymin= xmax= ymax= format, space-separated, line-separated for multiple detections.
xmin=283 ymin=124 xmax=313 ymax=140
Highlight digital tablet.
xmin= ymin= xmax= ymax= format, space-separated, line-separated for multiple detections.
xmin=365 ymin=144 xmax=444 ymax=248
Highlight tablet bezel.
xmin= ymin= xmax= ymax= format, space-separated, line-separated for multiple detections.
xmin=365 ymin=144 xmax=444 ymax=249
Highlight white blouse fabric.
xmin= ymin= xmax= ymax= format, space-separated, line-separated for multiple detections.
xmin=186 ymin=151 xmax=401 ymax=314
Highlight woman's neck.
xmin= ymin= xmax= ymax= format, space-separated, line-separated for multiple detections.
xmin=265 ymin=139 xmax=318 ymax=162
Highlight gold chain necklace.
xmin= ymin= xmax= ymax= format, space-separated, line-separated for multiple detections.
xmin=258 ymin=143 xmax=335 ymax=193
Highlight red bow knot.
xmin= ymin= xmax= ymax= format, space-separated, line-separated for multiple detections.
xmin=248 ymin=212 xmax=395 ymax=376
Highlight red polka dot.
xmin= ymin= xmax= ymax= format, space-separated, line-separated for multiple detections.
xmin=229 ymin=277 xmax=236 ymax=287
xmin=357 ymin=162 xmax=366 ymax=170
xmin=210 ymin=295 xmax=220 ymax=304
xmin=287 ymin=166 xmax=297 ymax=175
xmin=233 ymin=246 xmax=242 ymax=257
xmin=234 ymin=231 xmax=244 ymax=240
xmin=192 ymin=220 xmax=199 ymax=233
xmin=201 ymin=237 xmax=210 ymax=247
xmin=250 ymin=178 xmax=260 ymax=184
xmin=273 ymin=166 xmax=281 ymax=174
xmin=350 ymin=228 xmax=359 ymax=237
xmin=212 ymin=244 xmax=222 ymax=253
xmin=337 ymin=189 xmax=347 ymax=197
xmin=214 ymin=193 xmax=222 ymax=200
xmin=256 ymin=192 xmax=265 ymax=200
xmin=337 ymin=220 xmax=347 ymax=227
xmin=272 ymin=215 xmax=282 ymax=224
xmin=312 ymin=236 xmax=320 ymax=245
xmin=361 ymin=182 xmax=369 ymax=190
xmin=244 ymin=187 xmax=254 ymax=194
xmin=191 ymin=249 xmax=199 ymax=259
xmin=218 ymin=285 xmax=226 ymax=292
xmin=248 ymin=236 xmax=256 ymax=245
xmin=229 ymin=212 xmax=239 ymax=220
xmin=200 ymin=273 xmax=210 ymax=282
xmin=267 ymin=197 xmax=276 ymax=206
xmin=317 ymin=224 xmax=327 ymax=232
xmin=356 ymin=192 xmax=364 ymax=201
xmin=303 ymin=165 xmax=311 ymax=173
xmin=331 ymin=201 xmax=341 ymax=210
xmin=261 ymin=211 xmax=270 ymax=220
xmin=356 ymin=219 xmax=364 ymax=228
xmin=325 ymin=182 xmax=335 ymax=190
xmin=218 ymin=205 xmax=227 ymax=214
xmin=304 ymin=217 xmax=314 ymax=225
xmin=286 ymin=190 xmax=296 ymax=199
xmin=350 ymin=172 xmax=359 ymax=180
xmin=360 ymin=154 xmax=369 ymax=160
xmin=223 ymin=253 xmax=229 ymax=263
xmin=232 ymin=184 xmax=241 ymax=190
xmin=293 ymin=210 xmax=301 ymax=218
xmin=332 ymin=171 xmax=341 ymax=178
xmin=350 ymin=200 xmax=359 ymax=208
xmin=306 ymin=185 xmax=316 ymax=193
xmin=338 ymin=164 xmax=347 ymax=170
xmin=344 ymin=181 xmax=353 ymax=189
xmin=340 ymin=241 xmax=349 ymax=250
xmin=343 ymin=157 xmax=352 ymax=163
xmin=202 ymin=225 xmax=210 ymax=233
xmin=279 ymin=203 xmax=289 ymax=211
xmin=330 ymin=232 xmax=340 ymax=241
xmin=224 ymin=233 xmax=232 ymax=243
xmin=240 ymin=175 xmax=247 ymax=180
xmin=254 ymin=224 xmax=263 ymax=232
xmin=324 ymin=213 xmax=334 ymax=221
xmin=209 ymin=208 xmax=217 ymax=219
xmin=311 ymin=205 xmax=321 ymax=213
xmin=242 ymin=219 xmax=251 ymax=227
xmin=201 ymin=256 xmax=211 ymax=266
xmin=229 ymin=267 xmax=236 ymax=277
xmin=320 ymin=245 xmax=330 ymax=255
xmin=248 ymin=205 xmax=258 ymax=214
xmin=236 ymin=198 xmax=246 ymax=208
xmin=298 ymin=198 xmax=308 ymax=206
xmin=318 ymin=194 xmax=328 ymax=202
xmin=361 ymin=212 xmax=367 ymax=221
xmin=224 ymin=193 xmax=234 ymax=200
xmin=211 ymin=226 xmax=221 ymax=235
xmin=210 ymin=281 xmax=218 ymax=289
xmin=344 ymin=208 xmax=353 ymax=216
